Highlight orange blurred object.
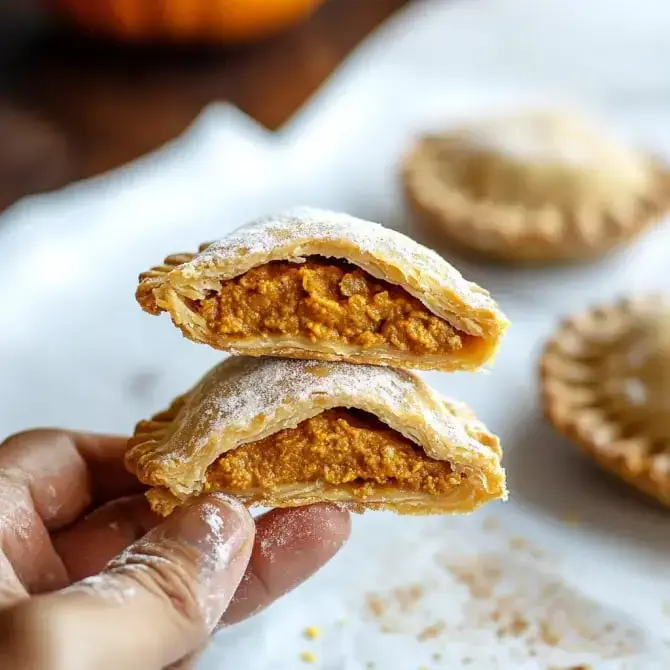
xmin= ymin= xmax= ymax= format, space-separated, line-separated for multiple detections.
xmin=51 ymin=0 xmax=325 ymax=44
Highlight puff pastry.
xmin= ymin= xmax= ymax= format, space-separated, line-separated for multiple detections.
xmin=126 ymin=357 xmax=506 ymax=516
xmin=403 ymin=110 xmax=670 ymax=264
xmin=540 ymin=295 xmax=670 ymax=506
xmin=136 ymin=207 xmax=508 ymax=372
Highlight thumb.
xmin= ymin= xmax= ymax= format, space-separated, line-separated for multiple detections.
xmin=0 ymin=493 xmax=254 ymax=670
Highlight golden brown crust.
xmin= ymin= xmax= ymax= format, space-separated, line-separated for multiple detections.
xmin=540 ymin=295 xmax=670 ymax=506
xmin=135 ymin=208 xmax=508 ymax=372
xmin=127 ymin=357 xmax=506 ymax=516
xmin=402 ymin=111 xmax=670 ymax=265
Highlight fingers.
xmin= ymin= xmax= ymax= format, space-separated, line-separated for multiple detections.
xmin=0 ymin=430 xmax=143 ymax=594
xmin=0 ymin=430 xmax=143 ymax=532
xmin=222 ymin=504 xmax=351 ymax=625
xmin=0 ymin=472 xmax=70 ymax=595
xmin=0 ymin=552 xmax=28 ymax=610
xmin=0 ymin=494 xmax=255 ymax=670
xmin=52 ymin=495 xmax=160 ymax=582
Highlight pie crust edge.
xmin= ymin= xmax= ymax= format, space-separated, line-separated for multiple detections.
xmin=402 ymin=139 xmax=670 ymax=265
xmin=539 ymin=295 xmax=670 ymax=506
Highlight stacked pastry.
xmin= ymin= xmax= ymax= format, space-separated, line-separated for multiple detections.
xmin=125 ymin=208 xmax=510 ymax=516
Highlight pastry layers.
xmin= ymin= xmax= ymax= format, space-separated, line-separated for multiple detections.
xmin=126 ymin=357 xmax=506 ymax=516
xmin=403 ymin=110 xmax=670 ymax=264
xmin=136 ymin=208 xmax=508 ymax=371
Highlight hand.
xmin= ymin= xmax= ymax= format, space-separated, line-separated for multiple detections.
xmin=0 ymin=430 xmax=350 ymax=669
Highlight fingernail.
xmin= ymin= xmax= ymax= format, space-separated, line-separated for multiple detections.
xmin=149 ymin=493 xmax=255 ymax=631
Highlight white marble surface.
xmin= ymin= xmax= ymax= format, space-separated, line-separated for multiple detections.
xmin=1 ymin=0 xmax=670 ymax=668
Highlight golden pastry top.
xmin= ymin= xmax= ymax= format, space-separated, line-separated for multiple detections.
xmin=136 ymin=208 xmax=509 ymax=346
xmin=416 ymin=110 xmax=655 ymax=211
xmin=126 ymin=356 xmax=505 ymax=503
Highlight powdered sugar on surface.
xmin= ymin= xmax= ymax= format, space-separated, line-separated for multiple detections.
xmin=186 ymin=207 xmax=499 ymax=314
xmin=157 ymin=357 xmax=494 ymax=467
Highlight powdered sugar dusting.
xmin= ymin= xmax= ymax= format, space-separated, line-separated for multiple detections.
xmin=65 ymin=573 xmax=140 ymax=604
xmin=0 ymin=475 xmax=35 ymax=543
xmin=156 ymin=357 xmax=494 ymax=473
xmin=197 ymin=500 xmax=244 ymax=630
xmin=258 ymin=506 xmax=348 ymax=564
xmin=187 ymin=207 xmax=497 ymax=314
xmin=198 ymin=501 xmax=233 ymax=575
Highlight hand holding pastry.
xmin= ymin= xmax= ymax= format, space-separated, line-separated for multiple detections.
xmin=0 ymin=430 xmax=350 ymax=670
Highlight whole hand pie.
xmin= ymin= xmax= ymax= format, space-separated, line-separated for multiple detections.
xmin=540 ymin=296 xmax=670 ymax=505
xmin=402 ymin=110 xmax=670 ymax=264
xmin=126 ymin=356 xmax=506 ymax=516
xmin=136 ymin=207 xmax=508 ymax=372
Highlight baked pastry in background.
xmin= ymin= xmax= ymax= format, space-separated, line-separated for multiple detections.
xmin=126 ymin=357 xmax=506 ymax=516
xmin=540 ymin=295 xmax=670 ymax=506
xmin=402 ymin=110 xmax=670 ymax=264
xmin=136 ymin=207 xmax=508 ymax=372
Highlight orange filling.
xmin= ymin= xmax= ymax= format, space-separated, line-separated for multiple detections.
xmin=205 ymin=408 xmax=462 ymax=497
xmin=196 ymin=258 xmax=467 ymax=355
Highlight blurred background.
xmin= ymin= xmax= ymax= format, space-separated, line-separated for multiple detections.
xmin=0 ymin=0 xmax=407 ymax=213
xmin=1 ymin=1 xmax=669 ymax=668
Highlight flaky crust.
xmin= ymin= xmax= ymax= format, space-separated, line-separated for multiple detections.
xmin=540 ymin=295 xmax=670 ymax=506
xmin=136 ymin=208 xmax=508 ymax=372
xmin=126 ymin=357 xmax=506 ymax=516
xmin=402 ymin=112 xmax=670 ymax=265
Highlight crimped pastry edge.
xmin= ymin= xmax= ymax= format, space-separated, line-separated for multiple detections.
xmin=402 ymin=139 xmax=670 ymax=265
xmin=539 ymin=294 xmax=670 ymax=506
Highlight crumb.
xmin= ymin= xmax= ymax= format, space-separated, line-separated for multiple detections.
xmin=462 ymin=658 xmax=473 ymax=666
xmin=394 ymin=584 xmax=424 ymax=611
xmin=365 ymin=663 xmax=375 ymax=670
xmin=303 ymin=625 xmax=321 ymax=640
xmin=419 ymin=666 xmax=428 ymax=670
xmin=432 ymin=652 xmax=442 ymax=661
xmin=539 ymin=620 xmax=560 ymax=646
xmin=366 ymin=593 xmax=386 ymax=617
xmin=663 ymin=602 xmax=670 ymax=616
xmin=509 ymin=613 xmax=530 ymax=637
xmin=417 ymin=620 xmax=445 ymax=642
xmin=562 ymin=510 xmax=582 ymax=525
xmin=300 ymin=651 xmax=317 ymax=664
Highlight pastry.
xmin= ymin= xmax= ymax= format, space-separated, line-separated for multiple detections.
xmin=540 ymin=295 xmax=670 ymax=505
xmin=402 ymin=110 xmax=670 ymax=264
xmin=126 ymin=356 xmax=506 ymax=516
xmin=136 ymin=207 xmax=508 ymax=372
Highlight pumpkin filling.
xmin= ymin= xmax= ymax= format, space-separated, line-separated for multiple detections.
xmin=195 ymin=257 xmax=469 ymax=356
xmin=205 ymin=408 xmax=462 ymax=497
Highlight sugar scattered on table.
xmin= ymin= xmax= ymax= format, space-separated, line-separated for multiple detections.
xmin=417 ymin=620 xmax=445 ymax=642
xmin=303 ymin=625 xmax=321 ymax=640
xmin=300 ymin=650 xmax=317 ymax=664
